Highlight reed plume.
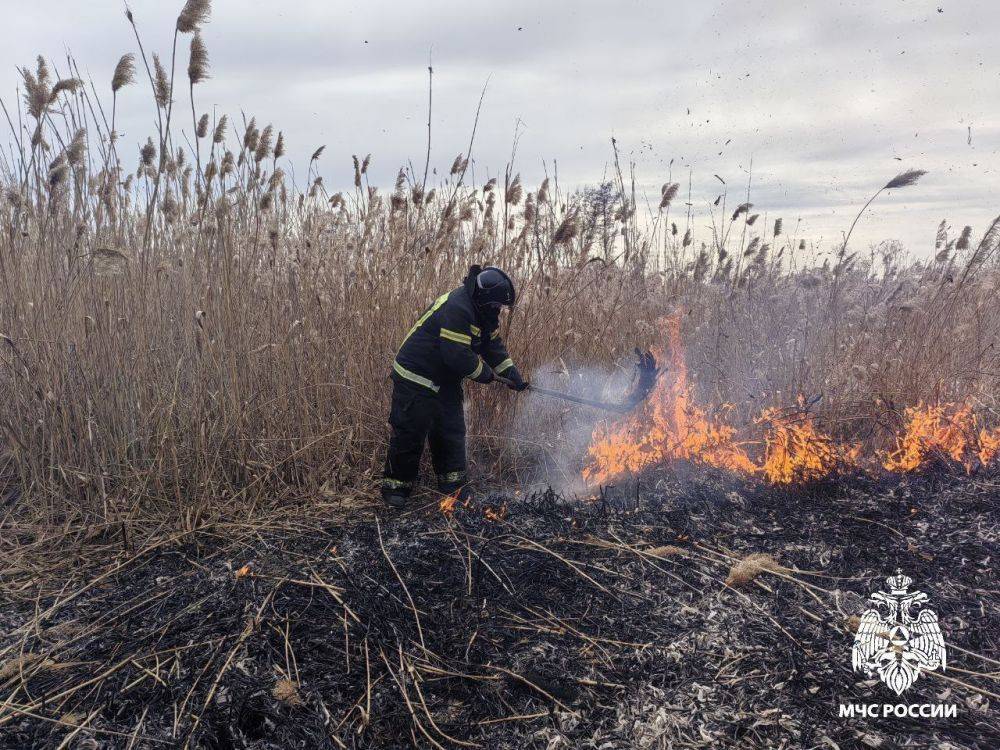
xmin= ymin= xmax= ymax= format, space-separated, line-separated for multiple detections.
xmin=255 ymin=125 xmax=273 ymax=162
xmin=177 ymin=0 xmax=212 ymax=33
xmin=553 ymin=212 xmax=579 ymax=245
xmin=956 ymin=225 xmax=972 ymax=250
xmin=243 ymin=118 xmax=259 ymax=150
xmin=268 ymin=168 xmax=286 ymax=192
xmin=152 ymin=54 xmax=171 ymax=108
xmin=21 ymin=58 xmax=50 ymax=120
xmin=659 ymin=182 xmax=679 ymax=209
xmin=213 ymin=115 xmax=228 ymax=143
xmin=188 ymin=32 xmax=210 ymax=84
xmin=505 ymin=174 xmax=523 ymax=205
xmin=884 ymin=170 xmax=927 ymax=190
xmin=47 ymin=154 xmax=68 ymax=189
xmin=538 ymin=177 xmax=550 ymax=204
xmin=731 ymin=202 xmax=752 ymax=221
xmin=65 ymin=129 xmax=87 ymax=167
xmin=49 ymin=78 xmax=83 ymax=102
xmin=112 ymin=53 xmax=136 ymax=92
xmin=842 ymin=168 xmax=927 ymax=253
xmin=140 ymin=137 xmax=156 ymax=167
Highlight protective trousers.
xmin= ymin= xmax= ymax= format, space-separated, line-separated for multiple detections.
xmin=382 ymin=378 xmax=467 ymax=499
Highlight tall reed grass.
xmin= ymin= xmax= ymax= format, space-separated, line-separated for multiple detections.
xmin=1 ymin=2 xmax=998 ymax=534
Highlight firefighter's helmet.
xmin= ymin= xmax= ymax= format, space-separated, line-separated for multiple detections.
xmin=473 ymin=266 xmax=516 ymax=308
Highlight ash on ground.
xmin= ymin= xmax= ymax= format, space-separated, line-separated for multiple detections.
xmin=1 ymin=468 xmax=997 ymax=748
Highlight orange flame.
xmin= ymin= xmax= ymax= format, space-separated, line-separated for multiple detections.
xmin=584 ymin=316 xmax=756 ymax=485
xmin=979 ymin=427 xmax=1000 ymax=467
xmin=439 ymin=492 xmax=458 ymax=514
xmin=484 ymin=503 xmax=507 ymax=522
xmin=883 ymin=403 xmax=1000 ymax=473
xmin=758 ymin=406 xmax=859 ymax=484
xmin=582 ymin=317 xmax=1000 ymax=485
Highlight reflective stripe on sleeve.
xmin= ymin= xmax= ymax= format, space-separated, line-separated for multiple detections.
xmin=495 ymin=358 xmax=514 ymax=373
xmin=468 ymin=358 xmax=484 ymax=380
xmin=440 ymin=328 xmax=472 ymax=345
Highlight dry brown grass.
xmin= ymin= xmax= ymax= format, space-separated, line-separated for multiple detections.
xmin=1 ymin=3 xmax=999 ymax=541
xmin=724 ymin=553 xmax=787 ymax=588
xmin=272 ymin=678 xmax=303 ymax=707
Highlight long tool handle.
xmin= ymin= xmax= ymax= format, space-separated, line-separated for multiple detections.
xmin=527 ymin=385 xmax=631 ymax=413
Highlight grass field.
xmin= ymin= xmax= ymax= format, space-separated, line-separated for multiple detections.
xmin=1 ymin=0 xmax=999 ymax=539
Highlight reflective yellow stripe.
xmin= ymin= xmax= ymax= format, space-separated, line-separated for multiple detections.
xmin=402 ymin=292 xmax=450 ymax=346
xmin=491 ymin=330 xmax=501 ymax=339
xmin=440 ymin=328 xmax=472 ymax=345
xmin=470 ymin=325 xmax=481 ymax=336
xmin=393 ymin=361 xmax=440 ymax=392
xmin=468 ymin=358 xmax=484 ymax=380
xmin=495 ymin=358 xmax=514 ymax=373
xmin=382 ymin=478 xmax=412 ymax=489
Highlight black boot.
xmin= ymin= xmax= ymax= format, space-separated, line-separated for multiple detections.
xmin=382 ymin=490 xmax=408 ymax=509
xmin=438 ymin=477 xmax=473 ymax=504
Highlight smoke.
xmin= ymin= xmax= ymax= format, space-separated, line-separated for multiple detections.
xmin=512 ymin=357 xmax=636 ymax=495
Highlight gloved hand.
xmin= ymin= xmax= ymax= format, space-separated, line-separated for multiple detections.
xmin=504 ymin=366 xmax=529 ymax=392
xmin=476 ymin=365 xmax=495 ymax=385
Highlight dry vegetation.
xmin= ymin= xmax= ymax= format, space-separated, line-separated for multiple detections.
xmin=1 ymin=5 xmax=999 ymax=748
xmin=2 ymin=0 xmax=999 ymax=541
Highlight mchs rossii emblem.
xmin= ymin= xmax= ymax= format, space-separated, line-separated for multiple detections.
xmin=851 ymin=571 xmax=946 ymax=695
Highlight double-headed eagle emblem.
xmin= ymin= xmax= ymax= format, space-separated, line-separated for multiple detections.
xmin=851 ymin=571 xmax=946 ymax=695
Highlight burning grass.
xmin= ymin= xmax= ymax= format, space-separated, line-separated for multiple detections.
xmin=0 ymin=2 xmax=999 ymax=535
xmin=884 ymin=403 xmax=1000 ymax=473
xmin=582 ymin=316 xmax=1000 ymax=487
xmin=1 ymin=3 xmax=998 ymax=748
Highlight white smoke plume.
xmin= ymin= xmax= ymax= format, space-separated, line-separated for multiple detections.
xmin=511 ymin=357 xmax=637 ymax=495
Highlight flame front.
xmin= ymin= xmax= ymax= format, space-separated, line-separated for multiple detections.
xmin=582 ymin=317 xmax=998 ymax=486
xmin=758 ymin=406 xmax=860 ymax=484
xmin=884 ymin=403 xmax=1000 ymax=473
xmin=584 ymin=316 xmax=756 ymax=485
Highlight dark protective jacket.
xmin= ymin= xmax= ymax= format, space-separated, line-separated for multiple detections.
xmin=392 ymin=281 xmax=515 ymax=393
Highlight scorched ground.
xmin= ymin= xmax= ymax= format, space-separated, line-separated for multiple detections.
xmin=0 ymin=466 xmax=997 ymax=748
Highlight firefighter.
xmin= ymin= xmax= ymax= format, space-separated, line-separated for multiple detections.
xmin=381 ymin=265 xmax=527 ymax=508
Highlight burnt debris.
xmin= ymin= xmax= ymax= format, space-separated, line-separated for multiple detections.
xmin=1 ymin=468 xmax=998 ymax=748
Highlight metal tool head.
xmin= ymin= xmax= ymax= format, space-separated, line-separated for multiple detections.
xmin=621 ymin=348 xmax=661 ymax=410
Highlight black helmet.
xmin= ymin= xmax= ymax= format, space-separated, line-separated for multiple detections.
xmin=473 ymin=266 xmax=516 ymax=308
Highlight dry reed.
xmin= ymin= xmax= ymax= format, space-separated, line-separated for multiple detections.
xmin=0 ymin=5 xmax=997 ymax=542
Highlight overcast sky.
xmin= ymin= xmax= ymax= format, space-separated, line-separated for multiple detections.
xmin=4 ymin=1 xmax=998 ymax=257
